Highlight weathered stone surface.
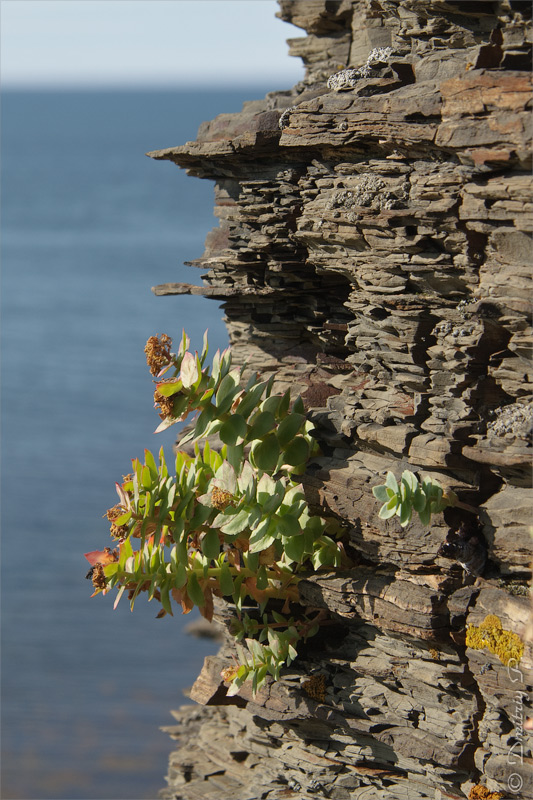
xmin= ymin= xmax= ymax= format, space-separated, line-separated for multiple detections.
xmin=151 ymin=2 xmax=532 ymax=799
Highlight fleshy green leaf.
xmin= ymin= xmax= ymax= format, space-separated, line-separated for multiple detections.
xmin=401 ymin=470 xmax=418 ymax=492
xmin=173 ymin=563 xmax=187 ymax=589
xmin=372 ymin=484 xmax=391 ymax=503
xmin=284 ymin=533 xmax=306 ymax=562
xmin=201 ymin=529 xmax=220 ymax=560
xmin=215 ymin=461 xmax=237 ymax=494
xmin=260 ymin=395 xmax=281 ymax=416
xmin=245 ymin=550 xmax=260 ymax=573
xmin=237 ymin=461 xmax=255 ymax=497
xmin=142 ymin=465 xmax=153 ymax=490
xmin=276 ymin=514 xmax=300 ymax=538
xmin=378 ymin=499 xmax=398 ymax=520
xmin=236 ymin=379 xmax=268 ymax=420
xmin=248 ymin=519 xmax=276 ymax=553
xmin=399 ymin=501 xmax=412 ymax=527
xmin=220 ymin=508 xmax=252 ymax=536
xmin=192 ymin=403 xmax=216 ymax=439
xmin=277 ymin=389 xmax=291 ymax=418
xmin=155 ymin=379 xmax=183 ymax=397
xmin=251 ymin=434 xmax=280 ymax=473
xmin=292 ymin=396 xmax=305 ymax=415
xmin=412 ymin=487 xmax=427 ymax=513
xmin=385 ymin=472 xmax=399 ymax=493
xmin=256 ymin=473 xmax=277 ymax=501
xmin=215 ymin=371 xmax=239 ymax=413
xmin=177 ymin=329 xmax=190 ymax=358
xmin=247 ymin=411 xmax=276 ymax=441
xmin=276 ymin=413 xmax=305 ymax=447
xmin=418 ymin=505 xmax=431 ymax=526
xmin=154 ymin=416 xmax=178 ymax=434
xmin=219 ymin=563 xmax=234 ymax=596
xmin=186 ymin=572 xmax=205 ymax=607
xmin=282 ymin=436 xmax=310 ymax=467
xmin=200 ymin=329 xmax=209 ymax=364
xmin=219 ymin=414 xmax=248 ymax=446
xmin=160 ymin=582 xmax=173 ymax=615
xmin=262 ymin=488 xmax=284 ymax=515
xmin=144 ymin=449 xmax=158 ymax=482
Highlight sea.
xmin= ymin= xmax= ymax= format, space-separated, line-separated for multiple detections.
xmin=1 ymin=87 xmax=276 ymax=800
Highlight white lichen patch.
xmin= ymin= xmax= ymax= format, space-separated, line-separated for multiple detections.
xmin=327 ymin=173 xmax=408 ymax=220
xmin=488 ymin=401 xmax=533 ymax=439
xmin=278 ymin=105 xmax=298 ymax=130
xmin=327 ymin=47 xmax=394 ymax=91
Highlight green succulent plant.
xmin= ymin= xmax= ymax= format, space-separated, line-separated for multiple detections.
xmin=372 ymin=469 xmax=476 ymax=528
xmin=86 ymin=331 xmax=344 ymax=696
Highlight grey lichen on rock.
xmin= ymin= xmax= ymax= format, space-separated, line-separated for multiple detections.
xmin=327 ymin=46 xmax=395 ymax=89
xmin=150 ymin=1 xmax=532 ymax=799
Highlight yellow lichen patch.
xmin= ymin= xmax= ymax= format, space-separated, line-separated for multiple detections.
xmin=468 ymin=784 xmax=504 ymax=800
xmin=466 ymin=614 xmax=524 ymax=666
xmin=429 ymin=647 xmax=440 ymax=660
xmin=302 ymin=674 xmax=326 ymax=702
xmin=480 ymin=614 xmax=502 ymax=630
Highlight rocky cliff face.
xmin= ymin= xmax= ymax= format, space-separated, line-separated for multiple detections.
xmin=149 ymin=2 xmax=532 ymax=799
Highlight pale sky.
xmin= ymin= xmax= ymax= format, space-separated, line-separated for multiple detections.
xmin=0 ymin=0 xmax=304 ymax=88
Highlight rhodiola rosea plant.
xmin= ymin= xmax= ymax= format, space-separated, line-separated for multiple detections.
xmin=85 ymin=331 xmax=345 ymax=695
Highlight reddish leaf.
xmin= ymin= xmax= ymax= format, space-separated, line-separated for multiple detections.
xmin=84 ymin=549 xmax=117 ymax=566
xmin=114 ymin=481 xmax=131 ymax=510
xmin=243 ymin=577 xmax=270 ymax=604
xmin=198 ymin=586 xmax=214 ymax=622
xmin=171 ymin=587 xmax=194 ymax=615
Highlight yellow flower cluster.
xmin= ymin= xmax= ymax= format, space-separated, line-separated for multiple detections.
xmin=466 ymin=614 xmax=524 ymax=666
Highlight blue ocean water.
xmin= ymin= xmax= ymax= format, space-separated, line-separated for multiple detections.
xmin=0 ymin=88 xmax=272 ymax=800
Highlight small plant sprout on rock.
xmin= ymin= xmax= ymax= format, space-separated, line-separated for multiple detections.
xmin=85 ymin=331 xmax=345 ymax=696
xmin=372 ymin=469 xmax=477 ymax=528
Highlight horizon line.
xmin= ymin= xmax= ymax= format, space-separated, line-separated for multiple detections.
xmin=1 ymin=79 xmax=299 ymax=92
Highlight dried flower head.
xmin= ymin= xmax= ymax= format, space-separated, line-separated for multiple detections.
xmin=211 ymin=486 xmax=235 ymax=511
xmin=91 ymin=563 xmax=107 ymax=591
xmin=153 ymin=389 xmax=175 ymax=420
xmin=221 ymin=665 xmax=240 ymax=683
xmin=105 ymin=505 xmax=129 ymax=539
xmin=145 ymin=334 xmax=172 ymax=376
xmin=302 ymin=674 xmax=326 ymax=702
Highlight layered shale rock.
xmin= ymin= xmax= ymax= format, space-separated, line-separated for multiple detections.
xmin=150 ymin=2 xmax=532 ymax=798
